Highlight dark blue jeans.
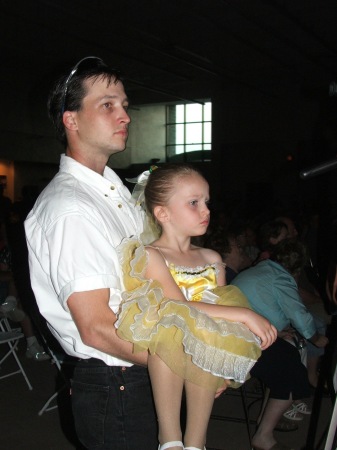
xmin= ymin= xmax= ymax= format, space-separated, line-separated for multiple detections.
xmin=72 ymin=359 xmax=158 ymax=450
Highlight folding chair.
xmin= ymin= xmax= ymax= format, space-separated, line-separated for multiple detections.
xmin=37 ymin=330 xmax=76 ymax=416
xmin=209 ymin=378 xmax=264 ymax=449
xmin=38 ymin=344 xmax=67 ymax=415
xmin=0 ymin=316 xmax=33 ymax=390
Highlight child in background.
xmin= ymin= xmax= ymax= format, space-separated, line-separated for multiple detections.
xmin=116 ymin=164 xmax=277 ymax=450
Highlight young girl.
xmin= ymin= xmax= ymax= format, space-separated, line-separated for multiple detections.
xmin=115 ymin=165 xmax=277 ymax=450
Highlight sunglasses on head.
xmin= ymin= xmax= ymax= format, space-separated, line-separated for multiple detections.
xmin=60 ymin=56 xmax=104 ymax=115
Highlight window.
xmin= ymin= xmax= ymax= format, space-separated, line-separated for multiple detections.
xmin=166 ymin=102 xmax=212 ymax=162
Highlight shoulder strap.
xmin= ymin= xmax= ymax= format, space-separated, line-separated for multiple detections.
xmin=146 ymin=245 xmax=170 ymax=267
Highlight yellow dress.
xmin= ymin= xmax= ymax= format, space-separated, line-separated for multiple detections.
xmin=115 ymin=237 xmax=261 ymax=391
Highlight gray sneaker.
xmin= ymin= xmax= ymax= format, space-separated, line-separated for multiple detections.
xmin=26 ymin=343 xmax=50 ymax=361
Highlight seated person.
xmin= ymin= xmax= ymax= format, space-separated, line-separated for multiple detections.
xmin=242 ymin=223 xmax=260 ymax=262
xmin=207 ymin=232 xmax=251 ymax=284
xmin=254 ymin=219 xmax=289 ymax=264
xmin=209 ymin=233 xmax=313 ymax=447
xmin=277 ymin=215 xmax=332 ymax=387
xmin=232 ymin=238 xmax=329 ymax=420
xmin=0 ymin=242 xmax=49 ymax=361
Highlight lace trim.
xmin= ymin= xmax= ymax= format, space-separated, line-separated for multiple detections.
xmin=171 ymin=262 xmax=219 ymax=276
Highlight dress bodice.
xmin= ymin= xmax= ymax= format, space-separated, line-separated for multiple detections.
xmin=169 ymin=263 xmax=218 ymax=302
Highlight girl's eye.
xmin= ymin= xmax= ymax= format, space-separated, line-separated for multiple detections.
xmin=190 ymin=200 xmax=198 ymax=206
xmin=103 ymin=102 xmax=112 ymax=109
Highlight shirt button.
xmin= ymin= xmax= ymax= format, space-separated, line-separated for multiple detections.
xmin=104 ymin=194 xmax=108 ymax=197
xmin=120 ymin=385 xmax=125 ymax=391
xmin=118 ymin=204 xmax=122 ymax=208
xmin=110 ymin=185 xmax=115 ymax=190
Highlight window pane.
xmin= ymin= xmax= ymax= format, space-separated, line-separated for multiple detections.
xmin=203 ymin=143 xmax=211 ymax=151
xmin=186 ymin=103 xmax=202 ymax=122
xmin=175 ymin=145 xmax=185 ymax=155
xmin=186 ymin=123 xmax=202 ymax=143
xmin=176 ymin=105 xmax=185 ymax=123
xmin=204 ymin=102 xmax=212 ymax=121
xmin=204 ymin=122 xmax=211 ymax=143
xmin=185 ymin=144 xmax=202 ymax=152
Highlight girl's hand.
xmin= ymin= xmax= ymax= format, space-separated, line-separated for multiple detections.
xmin=278 ymin=327 xmax=296 ymax=341
xmin=214 ymin=380 xmax=231 ymax=398
xmin=244 ymin=310 xmax=277 ymax=350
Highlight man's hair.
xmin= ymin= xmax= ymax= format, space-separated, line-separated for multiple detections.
xmin=47 ymin=57 xmax=122 ymax=147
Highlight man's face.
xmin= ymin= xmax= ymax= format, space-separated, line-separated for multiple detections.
xmin=70 ymin=76 xmax=130 ymax=158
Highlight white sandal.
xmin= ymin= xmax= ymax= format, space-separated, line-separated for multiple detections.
xmin=283 ymin=405 xmax=303 ymax=421
xmin=292 ymin=401 xmax=312 ymax=415
xmin=159 ymin=442 xmax=184 ymax=449
xmin=184 ymin=447 xmax=206 ymax=450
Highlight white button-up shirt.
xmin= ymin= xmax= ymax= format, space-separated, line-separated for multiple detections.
xmin=25 ymin=154 xmax=144 ymax=366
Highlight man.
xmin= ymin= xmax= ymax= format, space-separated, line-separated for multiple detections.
xmin=25 ymin=56 xmax=158 ymax=449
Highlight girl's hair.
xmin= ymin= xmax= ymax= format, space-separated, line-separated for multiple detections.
xmin=144 ymin=164 xmax=204 ymax=221
xmin=257 ymin=220 xmax=288 ymax=251
xmin=271 ymin=238 xmax=308 ymax=277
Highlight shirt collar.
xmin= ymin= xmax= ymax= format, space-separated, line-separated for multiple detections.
xmin=60 ymin=154 xmax=124 ymax=191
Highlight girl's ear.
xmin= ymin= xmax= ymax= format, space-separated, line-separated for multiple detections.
xmin=154 ymin=205 xmax=169 ymax=224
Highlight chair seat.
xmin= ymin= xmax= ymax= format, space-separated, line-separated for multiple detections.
xmin=0 ymin=330 xmax=24 ymax=342
xmin=0 ymin=317 xmax=33 ymax=390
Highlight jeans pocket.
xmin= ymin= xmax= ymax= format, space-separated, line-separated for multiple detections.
xmin=72 ymin=379 xmax=109 ymax=449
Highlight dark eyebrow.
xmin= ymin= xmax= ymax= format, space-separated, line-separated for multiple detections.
xmin=99 ymin=95 xmax=129 ymax=104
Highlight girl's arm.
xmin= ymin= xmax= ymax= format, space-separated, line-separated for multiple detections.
xmin=145 ymin=247 xmax=277 ymax=349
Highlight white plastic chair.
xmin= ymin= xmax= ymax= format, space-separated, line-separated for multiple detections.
xmin=0 ymin=316 xmax=33 ymax=390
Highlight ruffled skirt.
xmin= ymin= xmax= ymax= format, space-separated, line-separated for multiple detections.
xmin=115 ymin=238 xmax=261 ymax=391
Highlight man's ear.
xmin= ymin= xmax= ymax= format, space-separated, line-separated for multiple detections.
xmin=63 ymin=112 xmax=78 ymax=131
xmin=153 ymin=205 xmax=169 ymax=224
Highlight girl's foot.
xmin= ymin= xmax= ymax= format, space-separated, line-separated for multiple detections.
xmin=159 ymin=442 xmax=184 ymax=450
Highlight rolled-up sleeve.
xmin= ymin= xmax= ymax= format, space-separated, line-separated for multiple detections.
xmin=45 ymin=214 xmax=122 ymax=311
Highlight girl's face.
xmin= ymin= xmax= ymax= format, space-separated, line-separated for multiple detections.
xmin=161 ymin=173 xmax=210 ymax=237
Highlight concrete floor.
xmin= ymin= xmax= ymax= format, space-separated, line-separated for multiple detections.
xmin=0 ymin=338 xmax=335 ymax=450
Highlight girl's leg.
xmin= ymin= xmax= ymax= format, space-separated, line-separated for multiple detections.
xmin=148 ymin=354 xmax=184 ymax=449
xmin=184 ymin=380 xmax=215 ymax=449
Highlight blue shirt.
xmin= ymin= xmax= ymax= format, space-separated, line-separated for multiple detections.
xmin=231 ymin=259 xmax=316 ymax=339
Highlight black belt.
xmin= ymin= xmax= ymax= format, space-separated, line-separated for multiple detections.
xmin=77 ymin=357 xmax=108 ymax=366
